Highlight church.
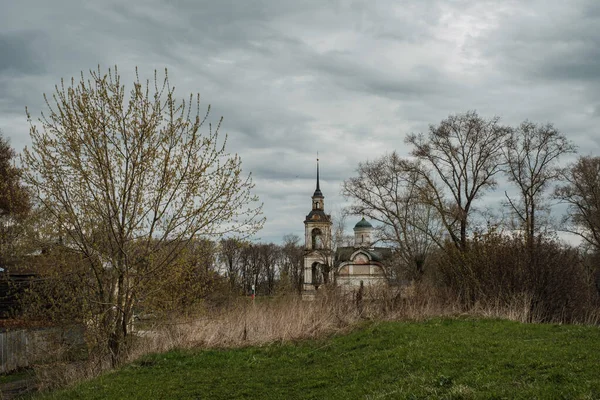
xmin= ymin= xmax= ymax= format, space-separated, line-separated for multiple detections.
xmin=302 ymin=161 xmax=391 ymax=299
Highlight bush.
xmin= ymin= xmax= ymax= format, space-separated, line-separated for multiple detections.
xmin=431 ymin=231 xmax=599 ymax=323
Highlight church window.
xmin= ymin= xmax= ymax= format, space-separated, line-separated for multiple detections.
xmin=311 ymin=262 xmax=322 ymax=285
xmin=312 ymin=228 xmax=323 ymax=249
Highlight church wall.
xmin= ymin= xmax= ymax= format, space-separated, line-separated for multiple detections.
xmin=303 ymin=250 xmax=333 ymax=294
xmin=353 ymin=265 xmax=370 ymax=275
xmin=336 ymin=276 xmax=388 ymax=293
xmin=333 ymin=262 xmax=387 ymax=292
xmin=336 ymin=263 xmax=385 ymax=276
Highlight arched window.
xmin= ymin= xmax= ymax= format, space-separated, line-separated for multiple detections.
xmin=312 ymin=262 xmax=322 ymax=286
xmin=312 ymin=228 xmax=323 ymax=249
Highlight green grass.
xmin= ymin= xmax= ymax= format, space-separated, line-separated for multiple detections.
xmin=36 ymin=319 xmax=600 ymax=399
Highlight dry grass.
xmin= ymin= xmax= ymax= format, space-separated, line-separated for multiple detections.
xmin=133 ymin=294 xmax=357 ymax=352
xmin=131 ymin=284 xmax=458 ymax=357
xmin=31 ymin=284 xmax=600 ymax=392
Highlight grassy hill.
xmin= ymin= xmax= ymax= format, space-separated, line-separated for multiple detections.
xmin=36 ymin=318 xmax=600 ymax=399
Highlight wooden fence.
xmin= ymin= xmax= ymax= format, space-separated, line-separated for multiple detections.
xmin=0 ymin=326 xmax=85 ymax=373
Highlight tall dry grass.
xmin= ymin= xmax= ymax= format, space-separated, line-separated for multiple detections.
xmin=134 ymin=294 xmax=357 ymax=353
xmin=32 ymin=284 xmax=600 ymax=391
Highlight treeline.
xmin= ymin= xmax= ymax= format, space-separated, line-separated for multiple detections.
xmin=342 ymin=111 xmax=600 ymax=322
xmin=218 ymin=235 xmax=304 ymax=296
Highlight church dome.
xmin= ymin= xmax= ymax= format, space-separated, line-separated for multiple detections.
xmin=354 ymin=217 xmax=373 ymax=229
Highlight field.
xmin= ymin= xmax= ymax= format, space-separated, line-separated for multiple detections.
xmin=35 ymin=318 xmax=600 ymax=399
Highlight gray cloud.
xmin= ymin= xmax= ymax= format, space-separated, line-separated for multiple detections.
xmin=1 ymin=0 xmax=600 ymax=243
xmin=479 ymin=2 xmax=600 ymax=83
xmin=0 ymin=32 xmax=45 ymax=75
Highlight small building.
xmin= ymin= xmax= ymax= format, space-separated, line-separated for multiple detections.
xmin=335 ymin=218 xmax=391 ymax=293
xmin=302 ymin=161 xmax=391 ymax=299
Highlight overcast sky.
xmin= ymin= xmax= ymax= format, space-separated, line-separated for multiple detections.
xmin=1 ymin=0 xmax=599 ymax=244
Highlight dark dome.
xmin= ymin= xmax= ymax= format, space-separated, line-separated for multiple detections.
xmin=354 ymin=217 xmax=373 ymax=229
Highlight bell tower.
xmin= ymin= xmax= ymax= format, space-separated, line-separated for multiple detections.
xmin=303 ymin=159 xmax=333 ymax=299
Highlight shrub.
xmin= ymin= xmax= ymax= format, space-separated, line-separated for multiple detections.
xmin=431 ymin=232 xmax=599 ymax=323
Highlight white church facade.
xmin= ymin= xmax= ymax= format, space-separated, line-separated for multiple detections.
xmin=302 ymin=161 xmax=391 ymax=299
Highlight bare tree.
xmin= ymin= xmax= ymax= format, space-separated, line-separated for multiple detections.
xmin=218 ymin=238 xmax=246 ymax=292
xmin=22 ymin=66 xmax=264 ymax=364
xmin=280 ymin=234 xmax=304 ymax=294
xmin=555 ymin=156 xmax=600 ymax=251
xmin=330 ymin=208 xmax=353 ymax=249
xmin=342 ymin=151 xmax=442 ymax=275
xmin=238 ymin=245 xmax=253 ymax=294
xmin=405 ymin=111 xmax=511 ymax=251
xmin=259 ymin=243 xmax=280 ymax=295
xmin=242 ymin=244 xmax=263 ymax=294
xmin=503 ymin=121 xmax=576 ymax=252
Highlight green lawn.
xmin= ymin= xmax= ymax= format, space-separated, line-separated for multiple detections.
xmin=36 ymin=319 xmax=600 ymax=399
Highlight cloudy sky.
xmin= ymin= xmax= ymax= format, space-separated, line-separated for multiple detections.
xmin=1 ymin=0 xmax=599 ymax=243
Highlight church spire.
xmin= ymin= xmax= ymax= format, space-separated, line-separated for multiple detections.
xmin=316 ymin=157 xmax=320 ymax=191
xmin=313 ymin=157 xmax=323 ymax=198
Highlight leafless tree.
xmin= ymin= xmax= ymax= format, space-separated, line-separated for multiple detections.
xmin=405 ymin=111 xmax=511 ymax=251
xmin=342 ymin=152 xmax=442 ymax=275
xmin=241 ymin=244 xmax=263 ymax=294
xmin=259 ymin=243 xmax=280 ymax=295
xmin=330 ymin=208 xmax=353 ymax=249
xmin=218 ymin=238 xmax=247 ymax=292
xmin=555 ymin=156 xmax=600 ymax=251
xmin=22 ymin=66 xmax=264 ymax=364
xmin=503 ymin=121 xmax=576 ymax=252
xmin=239 ymin=243 xmax=255 ymax=294
xmin=280 ymin=234 xmax=304 ymax=294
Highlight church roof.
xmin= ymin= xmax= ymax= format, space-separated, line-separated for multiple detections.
xmin=335 ymin=246 xmax=392 ymax=263
xmin=305 ymin=209 xmax=330 ymax=223
xmin=354 ymin=217 xmax=373 ymax=229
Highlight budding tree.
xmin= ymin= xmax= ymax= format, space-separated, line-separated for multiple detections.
xmin=0 ymin=131 xmax=30 ymax=262
xmin=23 ymin=66 xmax=263 ymax=364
